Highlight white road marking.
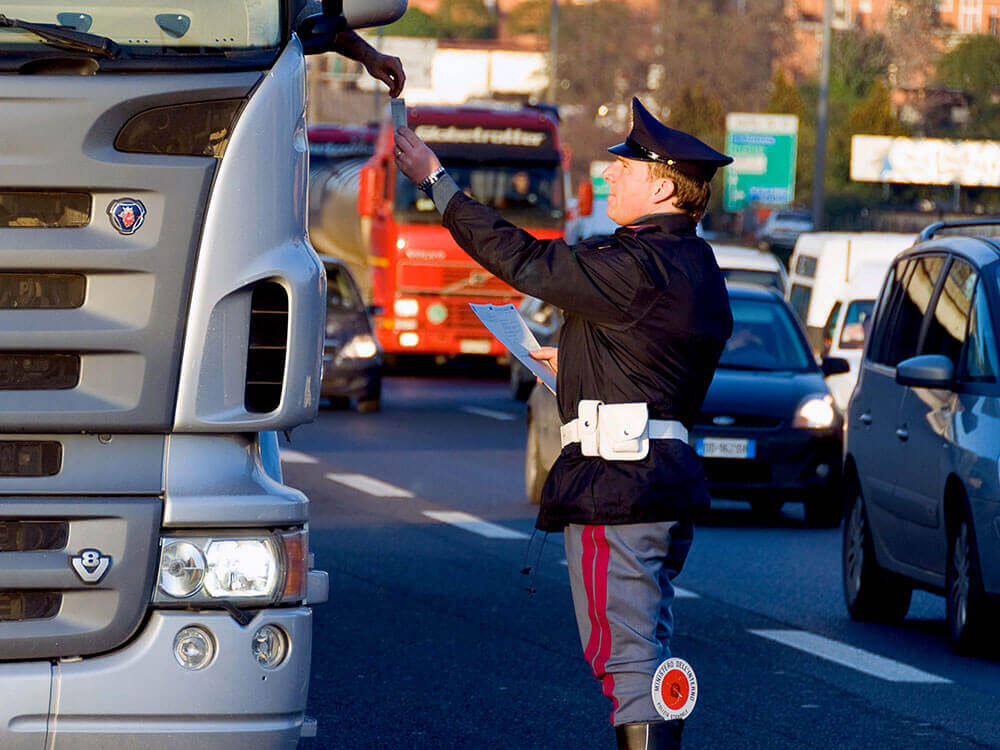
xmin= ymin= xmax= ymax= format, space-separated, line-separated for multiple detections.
xmin=423 ymin=511 xmax=530 ymax=539
xmin=460 ymin=406 xmax=517 ymax=421
xmin=279 ymin=449 xmax=317 ymax=464
xmin=749 ymin=629 xmax=952 ymax=684
xmin=325 ymin=473 xmax=414 ymax=498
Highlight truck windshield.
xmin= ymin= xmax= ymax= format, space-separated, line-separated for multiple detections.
xmin=395 ymin=163 xmax=565 ymax=229
xmin=0 ymin=1 xmax=283 ymax=65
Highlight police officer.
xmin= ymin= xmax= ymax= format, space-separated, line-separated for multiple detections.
xmin=394 ymin=98 xmax=733 ymax=750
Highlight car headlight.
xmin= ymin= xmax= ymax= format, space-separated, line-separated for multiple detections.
xmin=154 ymin=530 xmax=307 ymax=607
xmin=337 ymin=333 xmax=379 ymax=361
xmin=393 ymin=298 xmax=419 ymax=317
xmin=793 ymin=395 xmax=838 ymax=429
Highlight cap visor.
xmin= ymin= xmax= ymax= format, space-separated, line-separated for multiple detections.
xmin=608 ymin=142 xmax=652 ymax=161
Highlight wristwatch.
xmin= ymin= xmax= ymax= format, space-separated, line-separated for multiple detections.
xmin=417 ymin=166 xmax=447 ymax=195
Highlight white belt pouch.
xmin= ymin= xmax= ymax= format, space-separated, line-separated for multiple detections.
xmin=578 ymin=399 xmax=649 ymax=461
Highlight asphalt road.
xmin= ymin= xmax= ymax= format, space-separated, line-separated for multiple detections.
xmin=286 ymin=376 xmax=1000 ymax=750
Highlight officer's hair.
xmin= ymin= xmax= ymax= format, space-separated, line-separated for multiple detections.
xmin=647 ymin=161 xmax=710 ymax=222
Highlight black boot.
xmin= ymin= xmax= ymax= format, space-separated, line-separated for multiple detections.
xmin=615 ymin=720 xmax=683 ymax=750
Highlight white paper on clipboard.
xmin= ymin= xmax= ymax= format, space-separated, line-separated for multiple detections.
xmin=470 ymin=303 xmax=556 ymax=394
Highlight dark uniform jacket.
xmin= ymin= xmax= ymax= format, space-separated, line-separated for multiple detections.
xmin=441 ymin=192 xmax=733 ymax=531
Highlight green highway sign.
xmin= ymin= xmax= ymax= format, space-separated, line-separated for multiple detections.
xmin=724 ymin=113 xmax=798 ymax=213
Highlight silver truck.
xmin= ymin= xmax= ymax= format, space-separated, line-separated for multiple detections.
xmin=0 ymin=1 xmax=404 ymax=746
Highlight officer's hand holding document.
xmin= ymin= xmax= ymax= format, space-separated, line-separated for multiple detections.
xmin=470 ymin=303 xmax=556 ymax=394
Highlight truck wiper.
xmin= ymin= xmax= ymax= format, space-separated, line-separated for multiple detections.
xmin=0 ymin=15 xmax=121 ymax=59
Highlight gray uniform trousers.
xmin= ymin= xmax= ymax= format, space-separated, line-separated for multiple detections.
xmin=564 ymin=520 xmax=694 ymax=726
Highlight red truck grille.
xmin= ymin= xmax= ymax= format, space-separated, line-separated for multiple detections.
xmin=397 ymin=262 xmax=517 ymax=296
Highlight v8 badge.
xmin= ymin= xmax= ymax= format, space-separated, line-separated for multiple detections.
xmin=107 ymin=198 xmax=146 ymax=235
xmin=71 ymin=548 xmax=112 ymax=584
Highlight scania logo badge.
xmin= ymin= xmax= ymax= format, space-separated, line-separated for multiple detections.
xmin=712 ymin=415 xmax=736 ymax=426
xmin=70 ymin=548 xmax=112 ymax=584
xmin=107 ymin=198 xmax=146 ymax=235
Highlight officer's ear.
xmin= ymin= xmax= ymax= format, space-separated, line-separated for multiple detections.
xmin=650 ymin=176 xmax=676 ymax=205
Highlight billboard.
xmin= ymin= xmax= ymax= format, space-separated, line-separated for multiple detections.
xmin=851 ymin=135 xmax=1000 ymax=187
xmin=724 ymin=113 xmax=798 ymax=213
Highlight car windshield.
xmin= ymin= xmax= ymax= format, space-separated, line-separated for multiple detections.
xmin=838 ymin=299 xmax=875 ymax=349
xmin=722 ymin=268 xmax=785 ymax=293
xmin=719 ymin=298 xmax=814 ymax=371
xmin=395 ymin=163 xmax=564 ymax=228
xmin=0 ymin=1 xmax=283 ymax=57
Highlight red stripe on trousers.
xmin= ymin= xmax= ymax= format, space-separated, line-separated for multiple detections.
xmin=582 ymin=525 xmax=618 ymax=723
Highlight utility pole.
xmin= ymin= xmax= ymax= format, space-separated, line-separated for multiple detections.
xmin=547 ymin=0 xmax=559 ymax=102
xmin=812 ymin=0 xmax=832 ymax=229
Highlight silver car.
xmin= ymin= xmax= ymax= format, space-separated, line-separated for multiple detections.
xmin=843 ymin=219 xmax=1000 ymax=655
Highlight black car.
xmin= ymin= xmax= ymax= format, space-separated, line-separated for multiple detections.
xmin=525 ymin=284 xmax=850 ymax=525
xmin=319 ymin=255 xmax=382 ymax=412
xmin=692 ymin=284 xmax=848 ymax=525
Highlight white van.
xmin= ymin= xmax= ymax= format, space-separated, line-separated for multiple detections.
xmin=822 ymin=264 xmax=889 ymax=408
xmin=786 ymin=232 xmax=915 ymax=350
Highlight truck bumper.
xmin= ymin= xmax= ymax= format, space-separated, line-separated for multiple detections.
xmin=5 ymin=608 xmax=314 ymax=749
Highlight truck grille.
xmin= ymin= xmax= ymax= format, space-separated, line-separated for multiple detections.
xmin=0 ymin=497 xmax=160 ymax=660
xmin=0 ymin=191 xmax=90 ymax=228
xmin=397 ymin=261 xmax=517 ymax=296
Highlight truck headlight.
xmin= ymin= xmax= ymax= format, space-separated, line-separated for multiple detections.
xmin=793 ymin=395 xmax=837 ymax=429
xmin=393 ymin=298 xmax=419 ymax=317
xmin=154 ymin=530 xmax=307 ymax=607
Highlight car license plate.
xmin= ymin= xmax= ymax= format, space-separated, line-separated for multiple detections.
xmin=696 ymin=437 xmax=756 ymax=459
xmin=459 ymin=339 xmax=491 ymax=354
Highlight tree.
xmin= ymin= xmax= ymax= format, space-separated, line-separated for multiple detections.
xmin=432 ymin=0 xmax=497 ymax=39
xmin=936 ymin=34 xmax=1000 ymax=101
xmin=505 ymin=0 xmax=549 ymax=37
xmin=383 ymin=7 xmax=443 ymax=38
xmin=883 ymin=0 xmax=942 ymax=88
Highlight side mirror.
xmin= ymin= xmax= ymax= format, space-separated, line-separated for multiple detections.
xmin=577 ymin=181 xmax=594 ymax=218
xmin=821 ymin=356 xmax=850 ymax=377
xmin=296 ymin=0 xmax=406 ymax=55
xmin=357 ymin=166 xmax=376 ymax=218
xmin=895 ymin=354 xmax=954 ymax=389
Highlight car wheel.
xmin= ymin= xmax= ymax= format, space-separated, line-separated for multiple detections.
xmin=946 ymin=509 xmax=996 ymax=655
xmin=525 ymin=413 xmax=545 ymax=505
xmin=842 ymin=489 xmax=912 ymax=622
xmin=804 ymin=491 xmax=843 ymax=528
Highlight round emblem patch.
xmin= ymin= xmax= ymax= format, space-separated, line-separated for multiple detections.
xmin=651 ymin=658 xmax=697 ymax=720
xmin=426 ymin=302 xmax=448 ymax=325
xmin=107 ymin=198 xmax=147 ymax=236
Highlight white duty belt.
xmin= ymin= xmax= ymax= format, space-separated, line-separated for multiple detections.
xmin=559 ymin=400 xmax=688 ymax=462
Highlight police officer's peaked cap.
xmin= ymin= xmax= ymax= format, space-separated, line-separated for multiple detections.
xmin=608 ymin=98 xmax=733 ymax=181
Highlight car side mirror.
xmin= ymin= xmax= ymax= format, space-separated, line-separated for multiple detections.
xmin=895 ymin=354 xmax=954 ymax=389
xmin=821 ymin=356 xmax=850 ymax=377
xmin=296 ymin=0 xmax=406 ymax=55
xmin=577 ymin=181 xmax=594 ymax=217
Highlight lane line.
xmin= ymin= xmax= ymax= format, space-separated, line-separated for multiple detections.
xmin=325 ymin=473 xmax=414 ymax=498
xmin=280 ymin=449 xmax=318 ymax=464
xmin=460 ymin=406 xmax=517 ymax=421
xmin=423 ymin=511 xmax=530 ymax=539
xmin=749 ymin=629 xmax=952 ymax=684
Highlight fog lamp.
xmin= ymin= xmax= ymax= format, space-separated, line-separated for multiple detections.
xmin=252 ymin=625 xmax=289 ymax=668
xmin=158 ymin=540 xmax=206 ymax=599
xmin=174 ymin=626 xmax=215 ymax=670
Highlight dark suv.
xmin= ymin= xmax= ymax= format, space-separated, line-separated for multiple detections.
xmin=843 ymin=220 xmax=1000 ymax=655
